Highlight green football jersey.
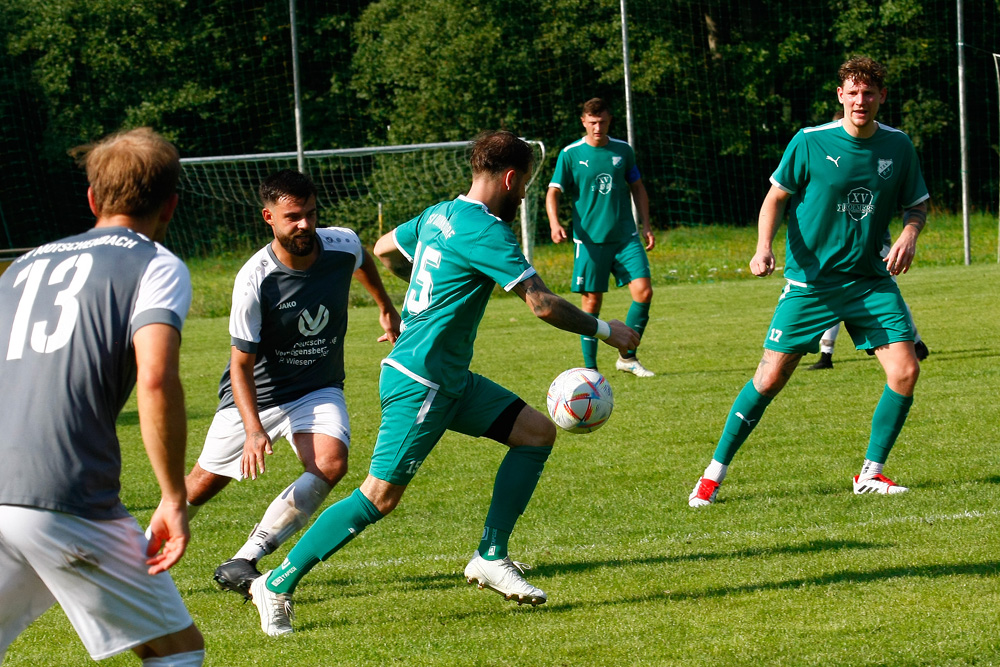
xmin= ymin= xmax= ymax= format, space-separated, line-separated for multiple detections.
xmin=771 ymin=120 xmax=929 ymax=287
xmin=385 ymin=195 xmax=535 ymax=397
xmin=548 ymin=137 xmax=641 ymax=244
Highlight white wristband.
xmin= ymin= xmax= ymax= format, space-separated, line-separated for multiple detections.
xmin=594 ymin=318 xmax=611 ymax=341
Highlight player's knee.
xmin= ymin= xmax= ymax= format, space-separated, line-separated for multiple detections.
xmin=632 ymin=282 xmax=652 ymax=303
xmin=528 ymin=417 xmax=557 ymax=447
xmin=184 ymin=466 xmax=229 ymax=505
xmin=314 ymin=455 xmax=348 ymax=486
xmin=360 ymin=476 xmax=405 ymax=516
xmin=507 ymin=405 xmax=557 ymax=447
xmin=135 ymin=624 xmax=204 ymax=663
xmin=890 ymin=357 xmax=920 ymax=393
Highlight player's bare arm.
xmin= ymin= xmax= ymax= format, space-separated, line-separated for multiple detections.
xmin=884 ymin=201 xmax=928 ymax=276
xmin=373 ymin=231 xmax=413 ymax=281
xmin=354 ymin=248 xmax=401 ymax=343
xmin=751 ymin=185 xmax=791 ymax=277
xmin=513 ymin=274 xmax=639 ymax=353
xmin=134 ymin=322 xmax=190 ymax=574
xmin=229 ymin=347 xmax=272 ymax=481
xmin=545 ymin=187 xmax=568 ymax=243
xmin=629 ymin=179 xmax=655 ymax=250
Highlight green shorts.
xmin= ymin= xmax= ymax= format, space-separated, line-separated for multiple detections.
xmin=763 ymin=277 xmax=915 ymax=354
xmin=571 ymin=236 xmax=651 ymax=293
xmin=368 ymin=365 xmax=524 ymax=485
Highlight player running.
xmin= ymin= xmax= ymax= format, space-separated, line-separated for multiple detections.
xmin=247 ymin=130 xmax=639 ymax=636
xmin=183 ymin=169 xmax=400 ymax=600
xmin=689 ymin=56 xmax=929 ymax=507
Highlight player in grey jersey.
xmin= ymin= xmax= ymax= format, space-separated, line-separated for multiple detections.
xmin=183 ymin=170 xmax=400 ymax=600
xmin=0 ymin=128 xmax=204 ymax=664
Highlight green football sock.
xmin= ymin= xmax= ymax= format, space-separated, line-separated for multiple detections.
xmin=624 ymin=300 xmax=651 ymax=357
xmin=581 ymin=308 xmax=599 ymax=368
xmin=865 ymin=385 xmax=913 ymax=464
xmin=712 ymin=380 xmax=773 ymax=465
xmin=480 ymin=445 xmax=552 ymax=561
xmin=266 ymin=488 xmax=383 ymax=595
xmin=477 ymin=526 xmax=512 ymax=561
xmin=581 ymin=334 xmax=598 ymax=368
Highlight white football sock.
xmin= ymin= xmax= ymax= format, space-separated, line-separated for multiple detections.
xmin=859 ymin=459 xmax=884 ymax=479
xmin=704 ymin=459 xmax=728 ymax=483
xmin=234 ymin=472 xmax=332 ymax=563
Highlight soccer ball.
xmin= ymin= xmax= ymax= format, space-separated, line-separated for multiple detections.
xmin=546 ymin=367 xmax=614 ymax=434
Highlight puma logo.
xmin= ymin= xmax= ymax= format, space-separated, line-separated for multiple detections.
xmin=579 ymin=160 xmax=589 ymax=167
xmin=826 ymin=155 xmax=841 ymax=167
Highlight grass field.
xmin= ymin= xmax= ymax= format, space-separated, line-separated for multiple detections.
xmin=5 ymin=215 xmax=1000 ymax=666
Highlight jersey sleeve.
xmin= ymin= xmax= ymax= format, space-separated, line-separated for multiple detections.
xmin=391 ymin=216 xmax=420 ymax=262
xmin=132 ymin=245 xmax=191 ymax=334
xmin=320 ymin=227 xmax=364 ymax=270
xmin=548 ymin=147 xmax=573 ymax=191
xmin=898 ymin=140 xmax=930 ymax=209
xmin=623 ymin=144 xmax=641 ymax=184
xmin=228 ymin=260 xmax=264 ymax=353
xmin=769 ymin=130 xmax=807 ymax=194
xmin=468 ymin=220 xmax=536 ymax=292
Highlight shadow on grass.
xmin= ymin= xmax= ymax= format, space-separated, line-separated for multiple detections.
xmin=538 ymin=558 xmax=1000 ymax=613
xmin=277 ymin=546 xmax=999 ymax=629
xmin=341 ymin=538 xmax=886 ymax=596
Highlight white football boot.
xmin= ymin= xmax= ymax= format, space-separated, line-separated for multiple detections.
xmin=464 ymin=550 xmax=547 ymax=606
xmin=615 ymin=356 xmax=654 ymax=377
xmin=853 ymin=473 xmax=908 ymax=495
xmin=688 ymin=477 xmax=721 ymax=507
xmin=250 ymin=573 xmax=294 ymax=636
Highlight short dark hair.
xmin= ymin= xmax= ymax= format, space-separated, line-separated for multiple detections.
xmin=469 ymin=131 xmax=534 ymax=176
xmin=259 ymin=169 xmax=317 ymax=206
xmin=581 ymin=98 xmax=611 ymax=117
xmin=72 ymin=127 xmax=180 ymax=219
xmin=838 ymin=56 xmax=887 ymax=89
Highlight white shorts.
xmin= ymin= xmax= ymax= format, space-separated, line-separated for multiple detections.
xmin=0 ymin=505 xmax=193 ymax=661
xmin=198 ymin=386 xmax=351 ymax=480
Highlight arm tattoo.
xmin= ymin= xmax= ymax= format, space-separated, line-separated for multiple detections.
xmin=903 ymin=206 xmax=927 ymax=233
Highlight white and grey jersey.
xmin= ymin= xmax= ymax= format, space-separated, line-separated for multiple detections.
xmin=217 ymin=227 xmax=363 ymax=411
xmin=0 ymin=227 xmax=191 ymax=520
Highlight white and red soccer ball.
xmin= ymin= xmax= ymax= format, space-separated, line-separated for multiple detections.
xmin=546 ymin=367 xmax=614 ymax=434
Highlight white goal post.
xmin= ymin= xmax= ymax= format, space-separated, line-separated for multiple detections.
xmin=173 ymin=140 xmax=546 ymax=262
xmin=994 ymin=53 xmax=1000 ymax=262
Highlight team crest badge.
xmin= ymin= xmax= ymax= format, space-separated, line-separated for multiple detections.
xmin=877 ymin=158 xmax=893 ymax=180
xmin=612 ymin=156 xmax=623 ymax=167
xmin=843 ymin=187 xmax=874 ymax=222
xmin=299 ymin=305 xmax=330 ymax=336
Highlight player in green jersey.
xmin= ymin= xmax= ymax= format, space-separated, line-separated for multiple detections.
xmin=547 ymin=98 xmax=655 ymax=377
xmin=689 ymin=56 xmax=929 ymax=507
xmin=246 ymin=131 xmax=639 ymax=635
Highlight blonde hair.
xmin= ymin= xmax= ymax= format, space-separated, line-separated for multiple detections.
xmin=72 ymin=127 xmax=180 ymax=219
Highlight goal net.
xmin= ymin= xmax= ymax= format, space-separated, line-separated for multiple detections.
xmin=170 ymin=140 xmax=546 ymax=261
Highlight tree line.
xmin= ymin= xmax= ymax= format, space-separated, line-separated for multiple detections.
xmin=1 ymin=0 xmax=996 ymax=250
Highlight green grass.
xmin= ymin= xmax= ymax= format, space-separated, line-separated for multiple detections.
xmin=187 ymin=212 xmax=998 ymax=317
xmin=5 ymin=216 xmax=1000 ymax=666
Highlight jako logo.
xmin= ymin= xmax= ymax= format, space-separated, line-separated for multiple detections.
xmin=298 ymin=306 xmax=330 ymax=336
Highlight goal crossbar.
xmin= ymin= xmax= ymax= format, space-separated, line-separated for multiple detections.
xmin=178 ymin=139 xmax=545 ymax=261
